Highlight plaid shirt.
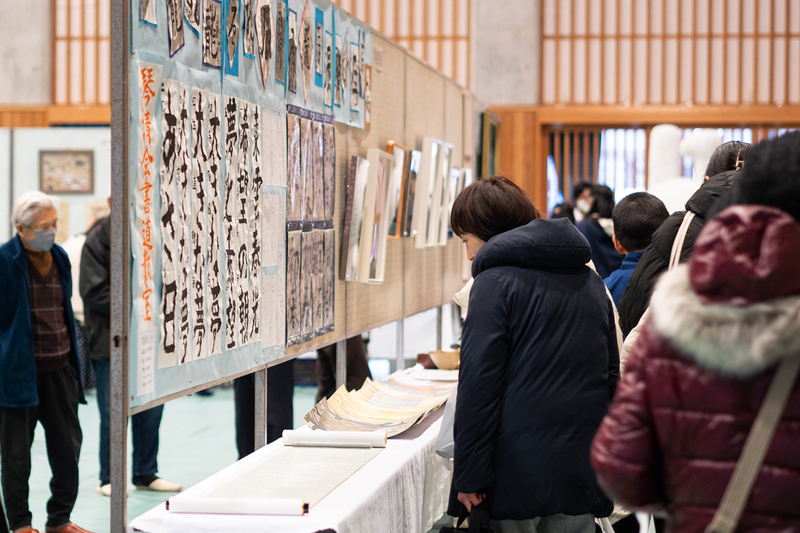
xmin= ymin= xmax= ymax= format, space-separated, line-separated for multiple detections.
xmin=28 ymin=259 xmax=70 ymax=373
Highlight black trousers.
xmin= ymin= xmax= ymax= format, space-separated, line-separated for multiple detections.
xmin=234 ymin=359 xmax=295 ymax=459
xmin=0 ymin=365 xmax=82 ymax=530
xmin=315 ymin=336 xmax=372 ymax=403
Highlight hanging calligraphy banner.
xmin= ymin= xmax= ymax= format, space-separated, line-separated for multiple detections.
xmin=135 ymin=61 xmax=163 ymax=337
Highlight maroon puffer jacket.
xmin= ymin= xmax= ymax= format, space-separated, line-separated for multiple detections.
xmin=591 ymin=205 xmax=800 ymax=533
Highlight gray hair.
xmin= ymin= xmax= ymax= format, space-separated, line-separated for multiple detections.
xmin=11 ymin=191 xmax=60 ymax=229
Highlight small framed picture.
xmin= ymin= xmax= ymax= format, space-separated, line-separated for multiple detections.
xmin=39 ymin=150 xmax=94 ymax=194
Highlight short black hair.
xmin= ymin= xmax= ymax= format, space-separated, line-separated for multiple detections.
xmin=612 ymin=192 xmax=669 ymax=252
xmin=573 ymin=182 xmax=592 ymax=200
xmin=731 ymin=131 xmax=800 ymax=222
xmin=451 ymin=176 xmax=540 ymax=242
xmin=551 ymin=202 xmax=575 ymax=224
xmin=588 ymin=184 xmax=615 ymax=218
xmin=705 ymin=141 xmax=751 ymax=178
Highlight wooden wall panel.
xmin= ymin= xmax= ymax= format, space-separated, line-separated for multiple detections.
xmin=441 ymin=80 xmax=464 ymax=301
xmin=0 ymin=107 xmax=49 ymax=128
xmin=403 ymin=55 xmax=445 ymax=317
xmin=345 ymin=35 xmax=407 ymax=337
xmin=493 ymin=108 xmax=547 ymax=214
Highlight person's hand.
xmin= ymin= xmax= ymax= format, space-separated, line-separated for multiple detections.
xmin=457 ymin=492 xmax=483 ymax=512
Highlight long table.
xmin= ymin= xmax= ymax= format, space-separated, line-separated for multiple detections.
xmin=127 ymin=409 xmax=450 ymax=533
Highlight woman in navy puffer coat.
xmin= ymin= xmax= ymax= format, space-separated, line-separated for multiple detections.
xmin=448 ymin=177 xmax=619 ymax=532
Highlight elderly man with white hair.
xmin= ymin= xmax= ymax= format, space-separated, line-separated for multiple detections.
xmin=0 ymin=191 xmax=93 ymax=533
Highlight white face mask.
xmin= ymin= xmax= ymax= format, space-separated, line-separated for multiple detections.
xmin=576 ymin=198 xmax=592 ymax=215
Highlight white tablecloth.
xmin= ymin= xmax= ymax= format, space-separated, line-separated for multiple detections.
xmin=127 ymin=410 xmax=449 ymax=533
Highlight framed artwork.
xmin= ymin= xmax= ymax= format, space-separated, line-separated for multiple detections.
xmin=435 ymin=144 xmax=453 ymax=246
xmin=386 ymin=141 xmax=409 ymax=240
xmin=39 ymin=150 xmax=94 ymax=194
xmin=359 ymin=148 xmax=393 ymax=283
xmin=479 ymin=111 xmax=499 ymax=180
xmin=412 ymin=138 xmax=440 ymax=249
xmin=440 ymin=166 xmax=461 ymax=243
xmin=340 ymin=155 xmax=370 ymax=282
xmin=401 ymin=150 xmax=421 ymax=238
xmin=426 ymin=141 xmax=449 ymax=248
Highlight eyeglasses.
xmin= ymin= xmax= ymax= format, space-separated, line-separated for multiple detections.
xmin=27 ymin=220 xmax=58 ymax=232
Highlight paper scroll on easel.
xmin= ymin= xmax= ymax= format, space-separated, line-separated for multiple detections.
xmin=282 ymin=429 xmax=387 ymax=448
xmin=168 ymin=497 xmax=308 ymax=515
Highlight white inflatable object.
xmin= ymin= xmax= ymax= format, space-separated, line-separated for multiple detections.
xmin=647 ymin=125 xmax=722 ymax=213
xmin=679 ymin=129 xmax=722 ymax=181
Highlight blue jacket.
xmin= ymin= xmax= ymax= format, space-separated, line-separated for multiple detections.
xmin=604 ymin=251 xmax=644 ymax=308
xmin=450 ymin=218 xmax=619 ymax=520
xmin=0 ymin=235 xmax=85 ymax=408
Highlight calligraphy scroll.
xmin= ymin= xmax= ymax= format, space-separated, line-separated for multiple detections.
xmin=311 ymin=228 xmax=324 ymax=335
xmin=223 ymin=95 xmax=239 ymax=350
xmin=300 ymin=230 xmax=313 ymax=339
xmin=185 ymin=0 xmax=202 ymax=35
xmin=166 ymin=0 xmax=185 ymax=56
xmin=135 ymin=61 xmax=162 ymax=336
xmin=312 ymin=121 xmax=324 ymax=220
xmin=203 ymin=0 xmax=223 ymax=68
xmin=286 ymin=229 xmax=302 ymax=345
xmin=249 ymin=105 xmax=262 ymax=343
xmin=323 ymin=123 xmax=335 ymax=220
xmin=323 ymin=227 xmax=334 ymax=331
xmin=158 ymin=78 xmax=180 ymax=368
xmin=191 ymin=88 xmax=210 ymax=360
xmin=300 ymin=117 xmax=312 ymax=221
xmin=236 ymin=100 xmax=252 ymax=347
xmin=177 ymin=83 xmax=192 ymax=364
xmin=287 ymin=113 xmax=302 ymax=220
xmin=207 ymin=93 xmax=224 ymax=355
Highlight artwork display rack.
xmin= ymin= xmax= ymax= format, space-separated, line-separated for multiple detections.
xmin=111 ymin=0 xmax=486 ymax=530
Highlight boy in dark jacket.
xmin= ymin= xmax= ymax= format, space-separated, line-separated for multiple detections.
xmin=604 ymin=193 xmax=668 ymax=308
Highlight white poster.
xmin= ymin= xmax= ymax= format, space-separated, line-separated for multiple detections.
xmin=137 ymin=329 xmax=156 ymax=396
xmin=134 ymin=60 xmax=162 ymax=336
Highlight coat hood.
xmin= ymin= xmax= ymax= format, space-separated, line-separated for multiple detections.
xmin=650 ymin=205 xmax=800 ymax=377
xmin=472 ymin=218 xmax=591 ymax=277
xmin=684 ymin=170 xmax=738 ymax=216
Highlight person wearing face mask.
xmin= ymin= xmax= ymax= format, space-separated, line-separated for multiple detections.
xmin=0 ymin=191 xmax=93 ymax=533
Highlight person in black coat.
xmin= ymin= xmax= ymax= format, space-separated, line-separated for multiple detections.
xmin=618 ymin=140 xmax=750 ymax=336
xmin=448 ymin=177 xmax=619 ymax=531
xmin=576 ymin=184 xmax=624 ymax=279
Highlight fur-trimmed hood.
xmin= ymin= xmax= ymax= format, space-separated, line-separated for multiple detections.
xmin=650 ymin=265 xmax=800 ymax=377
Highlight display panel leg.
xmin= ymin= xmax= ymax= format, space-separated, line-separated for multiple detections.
xmin=255 ymin=369 xmax=268 ymax=450
xmin=436 ymin=305 xmax=443 ymax=350
xmin=335 ymin=339 xmax=347 ymax=389
xmin=396 ymin=319 xmax=405 ymax=371
xmin=110 ymin=0 xmax=130 ymax=530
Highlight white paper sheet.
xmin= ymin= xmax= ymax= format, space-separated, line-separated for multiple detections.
xmin=137 ymin=328 xmax=156 ymax=396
